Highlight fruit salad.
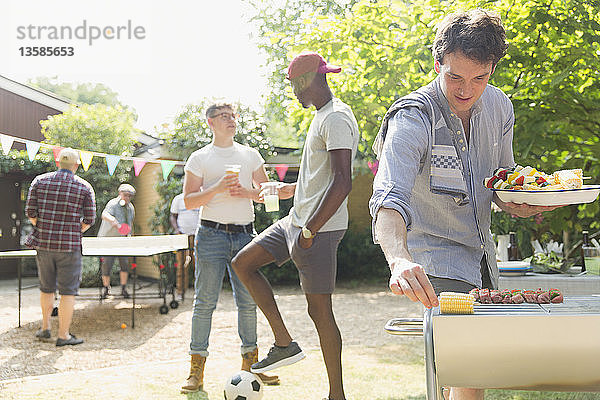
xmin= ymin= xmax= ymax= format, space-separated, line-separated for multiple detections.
xmin=484 ymin=166 xmax=583 ymax=190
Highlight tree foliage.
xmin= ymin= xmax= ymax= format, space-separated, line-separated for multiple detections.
xmin=27 ymin=76 xmax=137 ymax=118
xmin=151 ymin=99 xmax=276 ymax=235
xmin=156 ymin=99 xmax=274 ymax=161
xmin=40 ymin=104 xmax=137 ymax=156
xmin=251 ymin=0 xmax=600 ymax=253
xmin=148 ymin=99 xmax=302 ymax=282
xmin=38 ymin=104 xmax=137 ymax=235
xmin=0 ymin=151 xmax=53 ymax=177
xmin=248 ymin=0 xmax=359 ymax=146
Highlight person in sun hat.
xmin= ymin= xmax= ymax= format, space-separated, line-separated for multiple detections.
xmin=25 ymin=147 xmax=96 ymax=346
xmin=232 ymin=51 xmax=359 ymax=400
xmin=97 ymin=183 xmax=136 ymax=299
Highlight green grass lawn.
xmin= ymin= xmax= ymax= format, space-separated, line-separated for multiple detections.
xmin=1 ymin=343 xmax=598 ymax=400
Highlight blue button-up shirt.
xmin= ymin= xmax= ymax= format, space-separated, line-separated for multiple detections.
xmin=369 ymin=78 xmax=515 ymax=287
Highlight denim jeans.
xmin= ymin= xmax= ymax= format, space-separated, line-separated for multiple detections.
xmin=189 ymin=225 xmax=257 ymax=357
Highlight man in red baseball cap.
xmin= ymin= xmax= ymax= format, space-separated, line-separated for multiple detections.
xmin=286 ymin=51 xmax=342 ymax=80
xmin=233 ymin=51 xmax=359 ymax=400
xmin=285 ymin=51 xmax=342 ymax=109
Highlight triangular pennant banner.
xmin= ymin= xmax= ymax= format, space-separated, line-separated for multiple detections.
xmin=275 ymin=164 xmax=289 ymax=181
xmin=161 ymin=160 xmax=177 ymax=180
xmin=1 ymin=134 xmax=14 ymax=155
xmin=133 ymin=159 xmax=146 ymax=176
xmin=367 ymin=160 xmax=379 ymax=176
xmin=105 ymin=155 xmax=120 ymax=176
xmin=26 ymin=141 xmax=41 ymax=161
xmin=80 ymin=150 xmax=94 ymax=171
xmin=52 ymin=146 xmax=64 ymax=168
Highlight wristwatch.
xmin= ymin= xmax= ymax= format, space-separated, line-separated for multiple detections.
xmin=301 ymin=226 xmax=315 ymax=239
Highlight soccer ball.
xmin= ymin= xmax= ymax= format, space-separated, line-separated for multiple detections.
xmin=223 ymin=371 xmax=263 ymax=400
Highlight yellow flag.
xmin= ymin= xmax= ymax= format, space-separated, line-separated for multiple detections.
xmin=80 ymin=150 xmax=94 ymax=171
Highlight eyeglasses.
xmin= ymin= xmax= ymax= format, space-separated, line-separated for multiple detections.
xmin=209 ymin=112 xmax=238 ymax=121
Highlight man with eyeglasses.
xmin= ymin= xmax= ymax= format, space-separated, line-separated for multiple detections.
xmin=232 ymin=52 xmax=359 ymax=400
xmin=180 ymin=102 xmax=280 ymax=393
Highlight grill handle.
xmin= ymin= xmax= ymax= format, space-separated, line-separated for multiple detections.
xmin=384 ymin=317 xmax=424 ymax=336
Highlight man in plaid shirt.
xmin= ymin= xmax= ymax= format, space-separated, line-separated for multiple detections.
xmin=25 ymin=148 xmax=96 ymax=346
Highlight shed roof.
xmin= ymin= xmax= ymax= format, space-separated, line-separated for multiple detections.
xmin=0 ymin=75 xmax=71 ymax=112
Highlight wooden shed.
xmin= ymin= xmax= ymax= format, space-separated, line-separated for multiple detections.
xmin=0 ymin=75 xmax=71 ymax=278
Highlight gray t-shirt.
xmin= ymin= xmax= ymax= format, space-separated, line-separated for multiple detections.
xmin=97 ymin=197 xmax=135 ymax=237
xmin=290 ymin=98 xmax=359 ymax=232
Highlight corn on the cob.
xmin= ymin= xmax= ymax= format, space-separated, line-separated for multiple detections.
xmin=439 ymin=292 xmax=475 ymax=314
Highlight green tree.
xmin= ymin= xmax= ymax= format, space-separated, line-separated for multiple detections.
xmin=27 ymin=76 xmax=137 ymax=118
xmin=248 ymin=0 xmax=359 ymax=147
xmin=41 ymin=104 xmax=137 ymax=156
xmin=496 ymin=0 xmax=600 ymax=251
xmin=148 ymin=100 xmax=306 ymax=283
xmin=252 ymin=0 xmax=600 ymax=255
xmin=150 ymin=99 xmax=276 ymax=235
xmin=39 ymin=104 xmax=138 ymax=234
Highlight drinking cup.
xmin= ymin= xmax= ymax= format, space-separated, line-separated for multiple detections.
xmin=583 ymin=247 xmax=600 ymax=275
xmin=224 ymin=164 xmax=241 ymax=194
xmin=260 ymin=182 xmax=280 ymax=212
xmin=224 ymin=164 xmax=241 ymax=177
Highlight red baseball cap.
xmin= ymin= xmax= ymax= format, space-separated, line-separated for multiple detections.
xmin=286 ymin=52 xmax=341 ymax=80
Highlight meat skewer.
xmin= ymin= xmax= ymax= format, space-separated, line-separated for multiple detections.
xmin=490 ymin=289 xmax=503 ymax=304
xmin=465 ymin=288 xmax=563 ymax=304
xmin=549 ymin=288 xmax=563 ymax=303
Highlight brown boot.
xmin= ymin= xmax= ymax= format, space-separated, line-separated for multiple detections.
xmin=181 ymin=354 xmax=206 ymax=393
xmin=242 ymin=348 xmax=280 ymax=386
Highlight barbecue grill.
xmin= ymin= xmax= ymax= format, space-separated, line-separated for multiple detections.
xmin=385 ymin=296 xmax=600 ymax=399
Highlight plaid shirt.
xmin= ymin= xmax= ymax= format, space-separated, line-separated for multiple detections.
xmin=25 ymin=169 xmax=96 ymax=252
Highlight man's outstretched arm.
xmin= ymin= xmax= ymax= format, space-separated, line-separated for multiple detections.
xmin=375 ymin=207 xmax=438 ymax=309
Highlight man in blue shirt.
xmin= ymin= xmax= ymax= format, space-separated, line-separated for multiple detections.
xmin=370 ymin=10 xmax=561 ymax=399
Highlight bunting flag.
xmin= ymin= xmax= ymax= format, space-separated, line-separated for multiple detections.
xmin=26 ymin=141 xmax=41 ymax=161
xmin=133 ymin=159 xmax=146 ymax=176
xmin=80 ymin=150 xmax=94 ymax=171
xmin=367 ymin=160 xmax=379 ymax=176
xmin=161 ymin=160 xmax=177 ymax=180
xmin=0 ymin=133 xmax=298 ymax=179
xmin=1 ymin=134 xmax=13 ymax=155
xmin=52 ymin=146 xmax=64 ymax=167
xmin=105 ymin=154 xmax=120 ymax=176
xmin=275 ymin=164 xmax=288 ymax=181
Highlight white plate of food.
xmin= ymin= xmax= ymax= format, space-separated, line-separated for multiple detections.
xmin=492 ymin=185 xmax=600 ymax=206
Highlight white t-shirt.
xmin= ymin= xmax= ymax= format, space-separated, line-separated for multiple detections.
xmin=291 ymin=98 xmax=359 ymax=231
xmin=184 ymin=142 xmax=264 ymax=225
xmin=170 ymin=193 xmax=200 ymax=235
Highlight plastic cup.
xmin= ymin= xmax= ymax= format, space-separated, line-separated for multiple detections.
xmin=583 ymin=247 xmax=600 ymax=275
xmin=261 ymin=182 xmax=279 ymax=212
xmin=224 ymin=164 xmax=241 ymax=177
xmin=224 ymin=164 xmax=241 ymax=195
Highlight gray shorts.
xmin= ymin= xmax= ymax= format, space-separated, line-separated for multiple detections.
xmin=253 ymin=215 xmax=345 ymax=294
xmin=35 ymin=249 xmax=83 ymax=295
xmin=428 ymin=256 xmax=493 ymax=295
xmin=101 ymin=256 xmax=130 ymax=276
